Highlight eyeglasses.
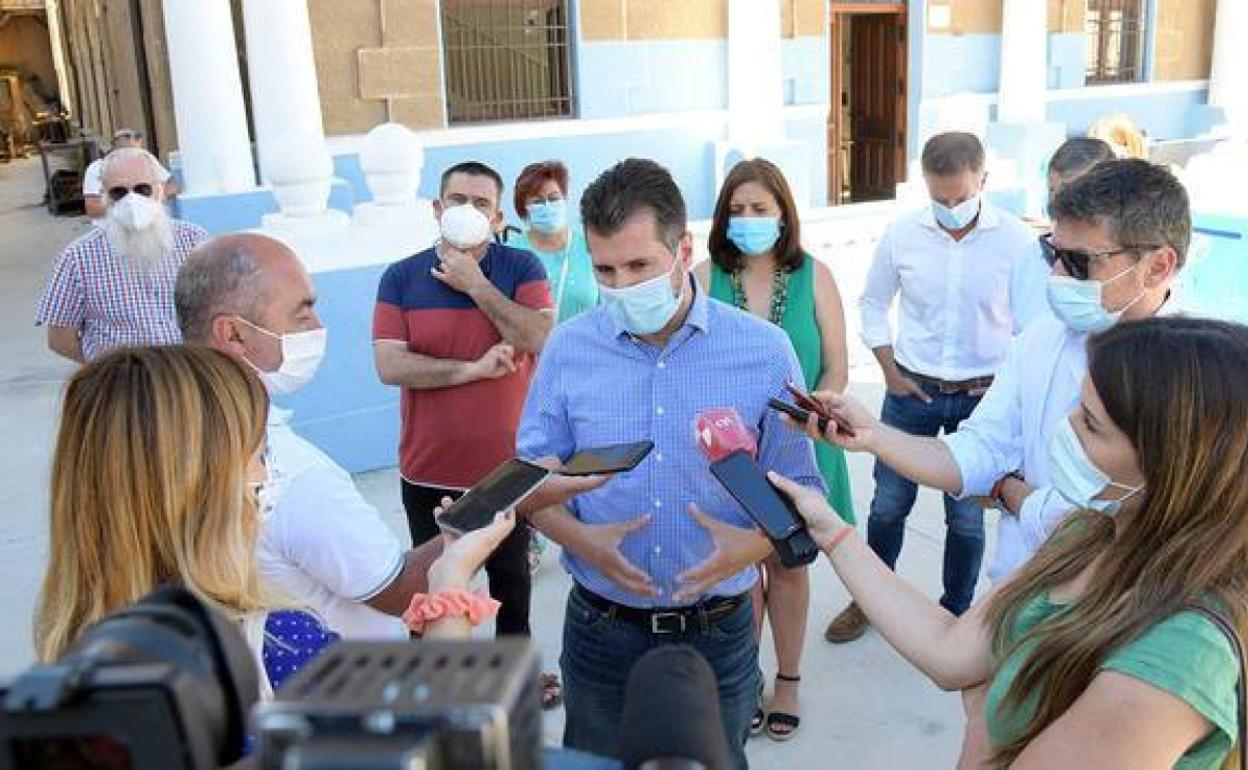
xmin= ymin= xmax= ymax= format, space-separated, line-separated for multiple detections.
xmin=106 ymin=184 xmax=154 ymax=202
xmin=525 ymin=193 xmax=564 ymax=206
xmin=1038 ymin=233 xmax=1161 ymax=281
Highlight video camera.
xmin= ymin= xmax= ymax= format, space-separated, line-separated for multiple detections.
xmin=0 ymin=588 xmax=541 ymax=770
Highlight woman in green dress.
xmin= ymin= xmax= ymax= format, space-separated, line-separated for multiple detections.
xmin=775 ymin=317 xmax=1247 ymax=769
xmin=696 ymin=157 xmax=855 ymax=742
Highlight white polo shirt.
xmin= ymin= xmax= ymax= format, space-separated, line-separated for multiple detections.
xmin=859 ymin=202 xmax=1037 ymax=381
xmin=258 ymin=408 xmax=407 ymax=639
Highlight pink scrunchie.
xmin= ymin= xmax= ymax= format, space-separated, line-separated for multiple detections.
xmin=402 ymin=589 xmax=501 ymax=634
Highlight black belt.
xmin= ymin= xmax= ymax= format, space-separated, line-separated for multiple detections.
xmin=898 ymin=364 xmax=994 ymax=395
xmin=575 ymin=585 xmax=745 ymax=635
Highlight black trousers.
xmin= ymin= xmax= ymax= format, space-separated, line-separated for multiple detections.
xmin=400 ymin=479 xmax=532 ymax=636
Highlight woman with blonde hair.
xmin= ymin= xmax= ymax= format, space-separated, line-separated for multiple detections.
xmin=36 ymin=345 xmax=514 ymax=690
xmin=775 ymin=316 xmax=1247 ymax=768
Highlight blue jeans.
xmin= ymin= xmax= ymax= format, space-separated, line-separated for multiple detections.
xmin=867 ymin=387 xmax=985 ymax=615
xmin=561 ymin=587 xmax=759 ymax=770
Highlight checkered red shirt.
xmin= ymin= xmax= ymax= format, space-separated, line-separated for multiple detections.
xmin=35 ymin=220 xmax=209 ymax=361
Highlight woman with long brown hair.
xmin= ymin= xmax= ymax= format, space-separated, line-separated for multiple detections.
xmin=36 ymin=345 xmax=514 ymax=691
xmin=772 ymin=316 xmax=1246 ymax=768
xmin=695 ymin=157 xmax=854 ymax=741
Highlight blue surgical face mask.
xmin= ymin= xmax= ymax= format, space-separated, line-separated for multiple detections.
xmin=726 ymin=216 xmax=782 ymax=256
xmin=932 ymin=195 xmax=980 ymax=230
xmin=1047 ymin=417 xmax=1143 ymax=516
xmin=1045 ymin=262 xmax=1144 ymax=333
xmin=527 ymin=200 xmax=568 ymax=235
xmin=598 ymin=259 xmax=683 ymax=335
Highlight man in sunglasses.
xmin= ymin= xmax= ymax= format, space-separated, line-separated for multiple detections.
xmin=36 ymin=147 xmax=207 ymax=363
xmin=797 ymin=158 xmax=1188 ymax=584
xmin=82 ymin=128 xmax=176 ymax=218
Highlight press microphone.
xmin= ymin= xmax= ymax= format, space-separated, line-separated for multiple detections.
xmin=618 ymin=646 xmax=730 ymax=770
xmin=695 ymin=407 xmax=819 ymax=568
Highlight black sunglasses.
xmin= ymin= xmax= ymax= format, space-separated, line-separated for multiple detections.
xmin=1037 ymin=233 xmax=1161 ymax=281
xmin=106 ymin=184 xmax=154 ymax=202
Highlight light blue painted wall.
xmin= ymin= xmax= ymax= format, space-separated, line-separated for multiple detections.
xmin=273 ymin=263 xmax=399 ymax=474
xmin=924 ymin=32 xmax=1091 ymax=94
xmin=1049 ymin=33 xmax=1085 ymax=89
xmin=1046 ymin=86 xmax=1209 ymax=141
xmin=923 ymin=34 xmax=1001 ymax=96
xmin=782 ymin=36 xmax=828 ymax=105
xmin=576 ymin=40 xmax=727 ymax=118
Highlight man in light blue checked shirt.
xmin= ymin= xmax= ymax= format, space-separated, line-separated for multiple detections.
xmin=517 ymin=159 xmax=823 ymax=769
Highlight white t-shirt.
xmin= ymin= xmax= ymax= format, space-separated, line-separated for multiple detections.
xmin=82 ymin=156 xmax=171 ymax=196
xmin=258 ymin=408 xmax=408 ymax=639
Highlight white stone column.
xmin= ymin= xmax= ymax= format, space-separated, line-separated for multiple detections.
xmin=241 ymin=0 xmax=326 ymax=184
xmin=727 ymin=0 xmax=784 ymax=148
xmin=1209 ymin=0 xmax=1248 ymax=138
xmin=43 ymin=0 xmax=74 ymax=116
xmin=997 ymin=0 xmax=1048 ymax=124
xmin=161 ymin=0 xmax=255 ymax=193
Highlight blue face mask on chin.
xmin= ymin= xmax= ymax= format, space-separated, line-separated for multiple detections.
xmin=527 ymin=200 xmax=568 ymax=235
xmin=932 ymin=195 xmax=981 ymax=231
xmin=1047 ymin=417 xmax=1144 ymax=515
xmin=598 ymin=259 xmax=683 ymax=335
xmin=726 ymin=216 xmax=782 ymax=256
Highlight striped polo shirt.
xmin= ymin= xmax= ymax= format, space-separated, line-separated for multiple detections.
xmin=373 ymin=242 xmax=552 ymax=488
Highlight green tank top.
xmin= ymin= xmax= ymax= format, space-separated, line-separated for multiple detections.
xmin=707 ymin=256 xmax=855 ymax=522
xmin=985 ymin=593 xmax=1238 ymax=768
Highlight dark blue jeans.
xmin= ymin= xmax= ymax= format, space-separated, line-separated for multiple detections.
xmin=560 ymin=587 xmax=758 ymax=770
xmin=867 ymin=388 xmax=985 ymax=615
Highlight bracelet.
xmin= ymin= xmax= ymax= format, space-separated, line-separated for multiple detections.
xmin=825 ymin=525 xmax=854 ymax=554
xmin=402 ymin=589 xmax=501 ymax=635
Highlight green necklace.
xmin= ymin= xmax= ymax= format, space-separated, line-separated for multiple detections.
xmin=729 ymin=265 xmax=789 ymax=326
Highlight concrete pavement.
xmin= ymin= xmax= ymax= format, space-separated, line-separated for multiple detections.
xmin=0 ymin=156 xmax=1001 ymax=768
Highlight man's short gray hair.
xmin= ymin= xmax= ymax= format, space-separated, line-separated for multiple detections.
xmin=175 ymin=235 xmax=266 ymax=343
xmin=100 ymin=147 xmax=164 ymax=182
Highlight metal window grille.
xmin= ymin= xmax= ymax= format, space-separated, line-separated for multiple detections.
xmin=441 ymin=0 xmax=574 ymax=124
xmin=1085 ymin=0 xmax=1146 ymax=84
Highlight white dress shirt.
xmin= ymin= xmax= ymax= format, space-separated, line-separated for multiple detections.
xmin=860 ymin=202 xmax=1037 ymax=380
xmin=258 ymin=408 xmax=408 ymax=639
xmin=942 ymin=296 xmax=1184 ymax=582
xmin=1009 ymin=237 xmax=1052 ymax=334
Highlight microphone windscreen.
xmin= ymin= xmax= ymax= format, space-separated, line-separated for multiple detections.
xmin=618 ymin=645 xmax=731 ymax=770
xmin=694 ymin=408 xmax=757 ymax=463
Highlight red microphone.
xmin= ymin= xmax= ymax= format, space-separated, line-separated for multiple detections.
xmin=694 ymin=407 xmax=757 ymax=462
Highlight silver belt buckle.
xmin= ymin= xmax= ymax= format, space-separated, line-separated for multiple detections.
xmin=650 ymin=611 xmax=687 ymax=634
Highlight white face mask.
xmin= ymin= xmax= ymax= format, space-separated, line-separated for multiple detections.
xmin=237 ymin=317 xmax=327 ymax=395
xmin=1045 ymin=262 xmax=1145 ymax=333
xmin=249 ymin=471 xmax=288 ymax=521
xmin=597 ymin=259 xmax=683 ymax=335
xmin=439 ymin=203 xmax=493 ymax=250
xmin=932 ymin=194 xmax=980 ymax=231
xmin=1047 ymin=417 xmax=1144 ymax=515
xmin=110 ymin=192 xmax=162 ymax=232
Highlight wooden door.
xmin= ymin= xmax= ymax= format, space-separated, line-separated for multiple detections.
xmin=849 ymin=12 xmax=905 ymax=201
xmin=827 ymin=4 xmax=907 ymax=204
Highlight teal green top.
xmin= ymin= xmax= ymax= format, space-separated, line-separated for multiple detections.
xmin=707 ymin=255 xmax=855 ymax=522
xmin=507 ymin=228 xmax=598 ymax=324
xmin=985 ymin=593 xmax=1239 ymax=768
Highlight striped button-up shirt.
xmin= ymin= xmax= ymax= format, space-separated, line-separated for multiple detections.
xmin=35 ymin=220 xmax=208 ymax=361
xmin=517 ymin=279 xmax=824 ymax=608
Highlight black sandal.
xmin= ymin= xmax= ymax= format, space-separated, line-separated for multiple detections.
xmin=765 ymin=673 xmax=801 ymax=742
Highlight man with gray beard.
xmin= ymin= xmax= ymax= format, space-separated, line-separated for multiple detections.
xmin=36 ymin=147 xmax=207 ymax=362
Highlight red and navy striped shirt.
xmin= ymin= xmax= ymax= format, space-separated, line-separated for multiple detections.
xmin=372 ymin=243 xmax=553 ymax=488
